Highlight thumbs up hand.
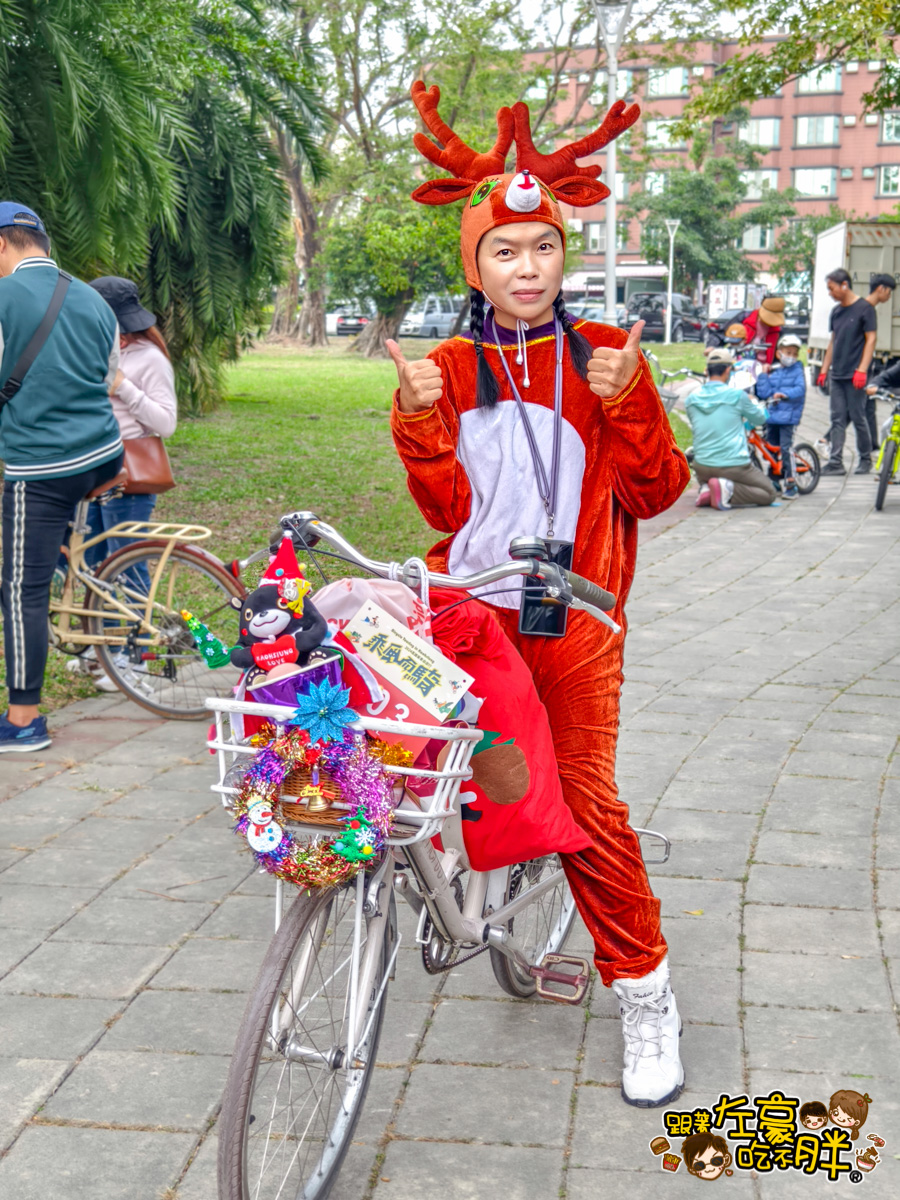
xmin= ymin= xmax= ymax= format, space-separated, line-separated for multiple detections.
xmin=386 ymin=339 xmax=443 ymax=414
xmin=586 ymin=320 xmax=644 ymax=400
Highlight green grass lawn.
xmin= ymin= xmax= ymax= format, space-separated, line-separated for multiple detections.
xmin=2 ymin=338 xmax=691 ymax=715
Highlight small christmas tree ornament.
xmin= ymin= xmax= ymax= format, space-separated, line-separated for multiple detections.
xmin=180 ymin=610 xmax=233 ymax=668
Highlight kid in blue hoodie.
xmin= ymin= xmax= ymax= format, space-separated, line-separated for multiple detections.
xmin=755 ymin=335 xmax=807 ymax=496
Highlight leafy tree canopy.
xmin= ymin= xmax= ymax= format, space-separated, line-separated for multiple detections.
xmin=625 ymin=127 xmax=796 ymax=290
xmin=0 ymin=0 xmax=324 ymax=412
xmin=681 ymin=1 xmax=898 ymax=122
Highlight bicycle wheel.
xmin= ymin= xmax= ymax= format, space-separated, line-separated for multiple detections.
xmin=490 ymin=855 xmax=578 ymax=998
xmin=218 ymin=880 xmax=391 ymax=1200
xmin=876 ymin=439 xmax=897 ymax=511
xmin=85 ymin=541 xmax=244 ymax=719
xmin=48 ymin=561 xmax=92 ymax=656
xmin=793 ymin=443 xmax=821 ymax=495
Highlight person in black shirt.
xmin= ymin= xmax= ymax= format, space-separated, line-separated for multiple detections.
xmin=817 ymin=269 xmax=878 ymax=474
xmin=862 ymin=274 xmax=897 ymax=449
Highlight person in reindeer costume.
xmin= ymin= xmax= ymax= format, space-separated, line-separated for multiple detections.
xmin=387 ymin=82 xmax=691 ymax=1107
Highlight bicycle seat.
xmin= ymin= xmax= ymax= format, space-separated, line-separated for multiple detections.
xmin=85 ymin=469 xmax=127 ymax=499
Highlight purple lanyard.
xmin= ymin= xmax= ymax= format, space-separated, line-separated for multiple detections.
xmin=490 ymin=313 xmax=564 ymax=538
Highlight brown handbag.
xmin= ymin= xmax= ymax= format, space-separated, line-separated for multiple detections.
xmin=122 ymin=436 xmax=176 ymax=494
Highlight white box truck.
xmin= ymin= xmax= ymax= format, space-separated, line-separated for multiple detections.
xmin=809 ymin=220 xmax=900 ymax=371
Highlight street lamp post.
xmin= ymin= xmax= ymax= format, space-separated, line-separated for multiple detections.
xmin=591 ymin=0 xmax=635 ymax=327
xmin=664 ymin=218 xmax=681 ymax=344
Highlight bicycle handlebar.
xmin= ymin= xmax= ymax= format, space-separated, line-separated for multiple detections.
xmin=276 ymin=512 xmax=621 ymax=631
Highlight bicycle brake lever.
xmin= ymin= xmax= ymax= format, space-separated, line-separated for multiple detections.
xmin=569 ymin=596 xmax=622 ymax=633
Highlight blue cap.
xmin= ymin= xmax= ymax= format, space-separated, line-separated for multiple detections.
xmin=0 ymin=202 xmax=45 ymax=233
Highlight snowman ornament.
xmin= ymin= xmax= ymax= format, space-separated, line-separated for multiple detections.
xmin=245 ymin=798 xmax=283 ymax=853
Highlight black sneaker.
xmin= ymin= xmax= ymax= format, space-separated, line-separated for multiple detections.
xmin=0 ymin=712 xmax=51 ymax=753
xmin=854 ymin=462 xmax=872 ymax=475
xmin=821 ymin=462 xmax=847 ymax=475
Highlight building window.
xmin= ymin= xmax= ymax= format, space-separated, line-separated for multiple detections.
xmin=692 ymin=65 xmax=705 ymax=77
xmin=793 ymin=167 xmax=837 ymax=197
xmin=646 ymin=67 xmax=689 ymax=97
xmin=844 ymin=115 xmax=858 ymax=126
xmin=644 ymin=118 xmax=685 ymax=149
xmin=846 ymin=61 xmax=859 ymax=73
xmin=795 ymin=115 xmax=840 ymax=146
xmin=524 ymin=74 xmax=551 ymax=102
xmin=883 ymin=114 xmax=900 ymax=142
xmin=862 ymin=167 xmax=876 ymax=179
xmin=741 ymin=169 xmax=779 ymax=199
xmin=642 ymin=171 xmax=668 ymax=195
xmin=869 ymin=60 xmax=884 ymax=72
xmin=740 ymin=225 xmax=774 ymax=251
xmin=588 ymin=69 xmax=632 ymax=104
xmin=879 ymin=165 xmax=900 ymax=195
xmin=797 ymin=62 xmax=842 ymax=93
xmin=738 ymin=118 xmax=781 ymax=148
xmin=865 ymin=113 xmax=880 ymax=126
xmin=583 ymin=222 xmax=628 ymax=252
xmin=841 ymin=167 xmax=853 ymax=179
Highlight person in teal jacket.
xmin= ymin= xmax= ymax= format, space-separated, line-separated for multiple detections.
xmin=685 ymin=348 xmax=777 ymax=510
xmin=755 ymin=334 xmax=807 ymax=498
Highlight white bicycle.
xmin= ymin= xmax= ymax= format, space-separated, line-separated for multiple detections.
xmin=209 ymin=512 xmax=670 ymax=1200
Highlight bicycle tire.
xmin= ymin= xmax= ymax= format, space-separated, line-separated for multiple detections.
xmin=85 ymin=540 xmax=244 ymax=719
xmin=218 ymin=882 xmax=391 ymax=1200
xmin=793 ymin=443 xmax=821 ymax=495
xmin=876 ymin=439 xmax=898 ymax=511
xmin=489 ymin=855 xmax=578 ymax=998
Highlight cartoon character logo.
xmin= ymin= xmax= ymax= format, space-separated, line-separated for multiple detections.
xmin=829 ymin=1090 xmax=872 ymax=1141
xmin=799 ymin=1100 xmax=828 ymax=1130
xmin=682 ymin=1133 xmax=732 ymax=1181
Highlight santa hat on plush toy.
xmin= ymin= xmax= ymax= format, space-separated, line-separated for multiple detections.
xmin=261 ymin=534 xmax=312 ymax=616
xmin=408 ymin=81 xmax=640 ymax=289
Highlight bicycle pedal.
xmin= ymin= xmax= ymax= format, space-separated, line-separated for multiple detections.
xmin=528 ymin=954 xmax=590 ymax=1005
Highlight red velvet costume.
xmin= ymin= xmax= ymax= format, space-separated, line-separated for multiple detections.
xmin=392 ymin=322 xmax=689 ymax=984
xmin=392 ymin=82 xmax=690 ymax=988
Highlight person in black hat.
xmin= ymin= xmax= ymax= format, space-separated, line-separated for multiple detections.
xmin=78 ymin=276 xmax=177 ymax=691
xmin=0 ymin=202 xmax=123 ymax=752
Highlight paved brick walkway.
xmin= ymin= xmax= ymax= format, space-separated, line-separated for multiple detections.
xmin=1 ymin=386 xmax=899 ymax=1198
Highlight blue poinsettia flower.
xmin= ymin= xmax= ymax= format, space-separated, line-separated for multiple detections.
xmin=292 ymin=679 xmax=359 ymax=744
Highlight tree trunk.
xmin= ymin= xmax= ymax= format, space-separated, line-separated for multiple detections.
xmin=352 ymin=291 xmax=414 ymax=358
xmin=269 ymin=268 xmax=300 ymax=338
xmin=273 ymin=130 xmax=328 ymax=346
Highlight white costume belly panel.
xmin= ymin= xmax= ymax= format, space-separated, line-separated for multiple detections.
xmin=447 ymin=401 xmax=587 ymax=608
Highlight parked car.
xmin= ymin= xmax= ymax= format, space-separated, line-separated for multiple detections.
xmin=702 ymin=307 xmax=753 ymax=348
xmin=620 ymin=293 xmax=704 ymax=342
xmin=569 ymin=302 xmax=627 ymax=326
xmin=325 ymin=305 xmax=371 ymax=337
xmin=400 ymin=294 xmax=465 ymax=338
xmin=702 ymin=299 xmax=811 ymax=348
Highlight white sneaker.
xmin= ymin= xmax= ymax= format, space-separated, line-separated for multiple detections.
xmin=707 ymin=477 xmax=734 ymax=510
xmin=95 ymin=652 xmax=150 ymax=693
xmin=612 ymin=956 xmax=685 ymax=1107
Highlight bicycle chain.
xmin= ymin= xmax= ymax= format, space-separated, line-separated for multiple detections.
xmin=421 ymin=938 xmax=489 ymax=974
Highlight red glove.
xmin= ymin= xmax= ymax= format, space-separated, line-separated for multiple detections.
xmin=817 ymin=372 xmax=827 ymax=388
xmin=852 ymin=370 xmax=868 ymax=390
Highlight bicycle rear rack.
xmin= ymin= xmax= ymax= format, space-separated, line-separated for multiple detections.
xmin=528 ymin=954 xmax=590 ymax=1005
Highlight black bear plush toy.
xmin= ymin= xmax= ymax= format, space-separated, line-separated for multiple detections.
xmin=229 ymin=534 xmax=328 ymax=675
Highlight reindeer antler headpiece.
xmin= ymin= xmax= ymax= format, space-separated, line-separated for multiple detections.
xmin=409 ymin=80 xmax=640 ymax=289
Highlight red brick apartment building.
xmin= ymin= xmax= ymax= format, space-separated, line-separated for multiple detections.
xmin=547 ymin=39 xmax=900 ymax=295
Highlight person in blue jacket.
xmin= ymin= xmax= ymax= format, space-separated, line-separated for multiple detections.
xmin=755 ymin=334 xmax=807 ymax=499
xmin=686 ymin=347 xmax=776 ymax=510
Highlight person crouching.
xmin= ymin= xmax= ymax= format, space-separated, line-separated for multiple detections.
xmin=754 ymin=334 xmax=807 ymax=499
xmin=686 ymin=348 xmax=776 ymax=510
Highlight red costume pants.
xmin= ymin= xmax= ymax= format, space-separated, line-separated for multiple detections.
xmin=494 ymin=607 xmax=667 ymax=987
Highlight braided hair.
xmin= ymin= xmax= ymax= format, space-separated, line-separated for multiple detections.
xmin=552 ymin=292 xmax=593 ymax=380
xmin=470 ymin=288 xmax=500 ymax=409
xmin=469 ymin=287 xmax=594 ymax=408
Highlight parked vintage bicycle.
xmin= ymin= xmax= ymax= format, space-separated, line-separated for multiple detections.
xmin=872 ymin=389 xmax=900 ymax=510
xmin=210 ymin=510 xmax=670 ymax=1200
xmin=51 ymin=471 xmax=245 ymax=718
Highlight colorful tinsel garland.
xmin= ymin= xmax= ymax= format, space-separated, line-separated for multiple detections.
xmin=232 ymin=726 xmax=404 ymax=890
